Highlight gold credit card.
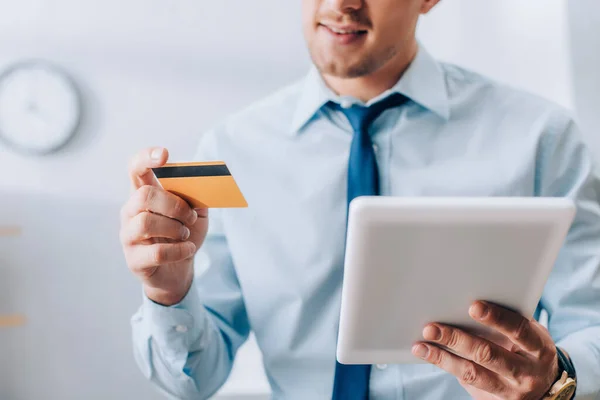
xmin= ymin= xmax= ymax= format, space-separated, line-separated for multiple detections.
xmin=152 ymin=161 xmax=248 ymax=209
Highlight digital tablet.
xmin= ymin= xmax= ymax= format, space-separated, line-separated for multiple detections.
xmin=336 ymin=196 xmax=575 ymax=365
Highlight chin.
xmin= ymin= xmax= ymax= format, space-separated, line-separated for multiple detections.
xmin=317 ymin=58 xmax=377 ymax=79
xmin=310 ymin=41 xmax=400 ymax=80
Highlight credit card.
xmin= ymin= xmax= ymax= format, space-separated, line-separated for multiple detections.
xmin=152 ymin=161 xmax=248 ymax=209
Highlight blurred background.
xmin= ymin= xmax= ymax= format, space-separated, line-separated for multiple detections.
xmin=0 ymin=0 xmax=598 ymax=399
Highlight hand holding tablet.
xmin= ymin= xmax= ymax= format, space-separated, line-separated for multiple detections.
xmin=336 ymin=196 xmax=576 ymax=398
xmin=415 ymin=299 xmax=564 ymax=399
xmin=337 ymin=196 xmax=575 ymax=365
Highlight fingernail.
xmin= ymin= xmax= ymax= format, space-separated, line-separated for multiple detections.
xmin=151 ymin=148 xmax=163 ymax=161
xmin=189 ymin=210 xmax=198 ymax=224
xmin=470 ymin=302 xmax=489 ymax=320
xmin=187 ymin=242 xmax=197 ymax=253
xmin=181 ymin=226 xmax=190 ymax=240
xmin=195 ymin=208 xmax=209 ymax=218
xmin=412 ymin=344 xmax=429 ymax=359
xmin=423 ymin=325 xmax=441 ymax=341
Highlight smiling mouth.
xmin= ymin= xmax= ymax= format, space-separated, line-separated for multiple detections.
xmin=326 ymin=26 xmax=367 ymax=35
xmin=319 ymin=24 xmax=369 ymax=45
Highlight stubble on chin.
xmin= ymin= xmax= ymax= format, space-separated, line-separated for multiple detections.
xmin=311 ymin=44 xmax=398 ymax=79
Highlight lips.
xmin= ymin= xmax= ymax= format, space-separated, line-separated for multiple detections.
xmin=319 ymin=23 xmax=368 ymax=45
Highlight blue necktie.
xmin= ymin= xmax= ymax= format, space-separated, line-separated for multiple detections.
xmin=331 ymin=93 xmax=408 ymax=400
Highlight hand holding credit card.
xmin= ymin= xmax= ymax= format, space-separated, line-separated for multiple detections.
xmin=152 ymin=161 xmax=248 ymax=209
xmin=122 ymin=147 xmax=209 ymax=307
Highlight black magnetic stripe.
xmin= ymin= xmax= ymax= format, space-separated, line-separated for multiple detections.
xmin=152 ymin=164 xmax=231 ymax=179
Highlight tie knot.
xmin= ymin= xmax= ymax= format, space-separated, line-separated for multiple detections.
xmin=331 ymin=93 xmax=407 ymax=133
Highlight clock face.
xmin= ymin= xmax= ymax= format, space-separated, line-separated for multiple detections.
xmin=0 ymin=61 xmax=81 ymax=155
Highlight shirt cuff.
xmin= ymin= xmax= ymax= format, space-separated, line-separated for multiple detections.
xmin=557 ymin=327 xmax=600 ymax=399
xmin=141 ymin=282 xmax=208 ymax=356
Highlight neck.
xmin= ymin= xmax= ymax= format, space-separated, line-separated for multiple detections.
xmin=322 ymin=39 xmax=418 ymax=103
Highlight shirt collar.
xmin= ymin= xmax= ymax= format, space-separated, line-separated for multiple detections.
xmin=289 ymin=67 xmax=336 ymax=134
xmin=290 ymin=45 xmax=450 ymax=134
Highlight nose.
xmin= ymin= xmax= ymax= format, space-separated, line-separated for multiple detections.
xmin=323 ymin=0 xmax=363 ymax=12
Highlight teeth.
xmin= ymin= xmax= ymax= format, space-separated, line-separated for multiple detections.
xmin=329 ymin=27 xmax=360 ymax=34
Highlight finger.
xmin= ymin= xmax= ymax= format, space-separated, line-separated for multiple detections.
xmin=128 ymin=147 xmax=169 ymax=190
xmin=121 ymin=212 xmax=191 ymax=244
xmin=195 ymin=208 xmax=209 ymax=218
xmin=423 ymin=324 xmax=527 ymax=379
xmin=470 ymin=301 xmax=545 ymax=353
xmin=122 ymin=185 xmax=198 ymax=226
xmin=412 ymin=343 xmax=510 ymax=396
xmin=128 ymin=241 xmax=197 ymax=271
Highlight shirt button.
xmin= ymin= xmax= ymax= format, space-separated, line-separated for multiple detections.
xmin=175 ymin=325 xmax=188 ymax=333
xmin=373 ymin=144 xmax=379 ymax=153
xmin=376 ymin=364 xmax=388 ymax=370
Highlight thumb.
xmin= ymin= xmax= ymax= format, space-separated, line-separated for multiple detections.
xmin=129 ymin=147 xmax=169 ymax=190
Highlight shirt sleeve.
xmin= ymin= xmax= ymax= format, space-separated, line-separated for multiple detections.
xmin=131 ymin=129 xmax=251 ymax=400
xmin=536 ymin=112 xmax=600 ymax=399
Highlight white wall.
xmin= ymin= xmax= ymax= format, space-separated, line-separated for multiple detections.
xmin=419 ymin=1 xmax=573 ymax=109
xmin=568 ymin=0 xmax=600 ymax=165
xmin=0 ymin=0 xmax=308 ymax=203
xmin=1 ymin=0 xmax=592 ymax=399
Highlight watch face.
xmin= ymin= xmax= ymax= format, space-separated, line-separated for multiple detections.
xmin=0 ymin=61 xmax=81 ymax=155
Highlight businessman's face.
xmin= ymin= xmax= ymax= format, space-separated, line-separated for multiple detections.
xmin=303 ymin=0 xmax=439 ymax=78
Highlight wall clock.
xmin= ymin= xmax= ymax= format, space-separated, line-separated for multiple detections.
xmin=0 ymin=61 xmax=82 ymax=155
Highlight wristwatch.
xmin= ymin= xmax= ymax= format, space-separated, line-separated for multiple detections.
xmin=543 ymin=347 xmax=577 ymax=400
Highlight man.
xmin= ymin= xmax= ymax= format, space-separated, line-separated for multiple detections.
xmin=121 ymin=0 xmax=600 ymax=398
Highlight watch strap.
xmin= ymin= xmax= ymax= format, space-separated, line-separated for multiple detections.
xmin=543 ymin=347 xmax=577 ymax=400
xmin=556 ymin=347 xmax=576 ymax=380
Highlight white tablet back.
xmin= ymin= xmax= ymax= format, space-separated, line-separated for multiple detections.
xmin=337 ymin=197 xmax=575 ymax=365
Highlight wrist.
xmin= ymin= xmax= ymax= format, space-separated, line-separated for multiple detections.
xmin=145 ymin=285 xmax=190 ymax=306
xmin=144 ymin=269 xmax=194 ymax=306
xmin=542 ymin=347 xmax=577 ymax=400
